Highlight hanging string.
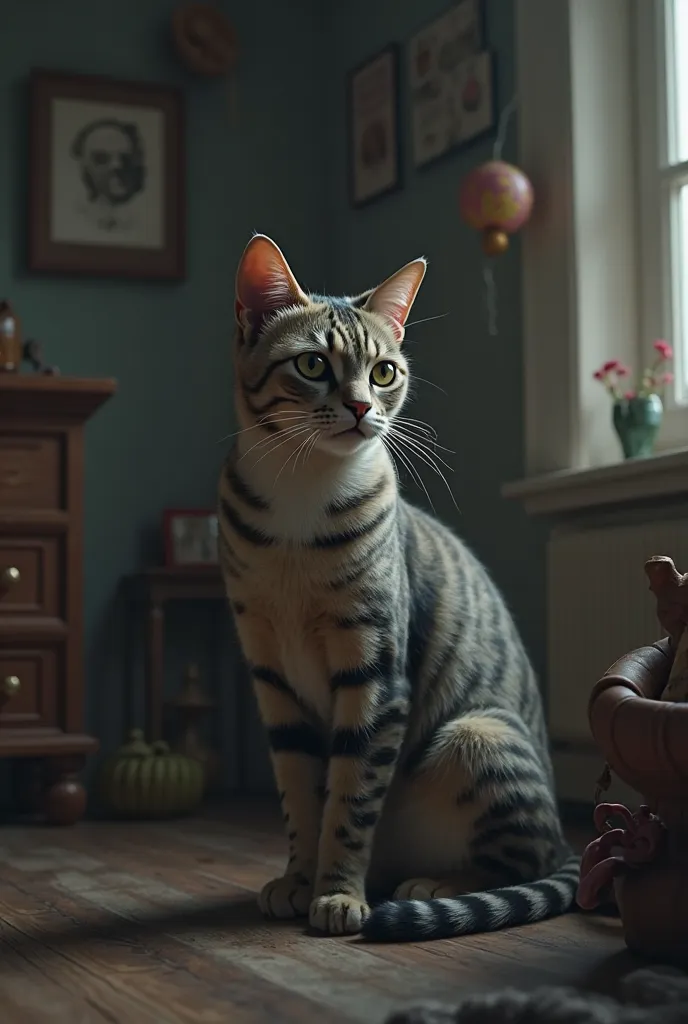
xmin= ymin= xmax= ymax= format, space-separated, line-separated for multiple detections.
xmin=483 ymin=264 xmax=498 ymax=337
xmin=492 ymin=93 xmax=518 ymax=161
xmin=481 ymin=93 xmax=519 ymax=337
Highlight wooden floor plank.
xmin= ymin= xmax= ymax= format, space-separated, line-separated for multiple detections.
xmin=0 ymin=928 xmax=102 ymax=1024
xmin=0 ymin=804 xmax=641 ymax=1023
xmin=0 ymin=874 xmax=352 ymax=1024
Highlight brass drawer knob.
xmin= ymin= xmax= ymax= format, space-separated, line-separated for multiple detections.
xmin=3 ymin=675 xmax=20 ymax=696
xmin=1 ymin=566 xmax=20 ymax=586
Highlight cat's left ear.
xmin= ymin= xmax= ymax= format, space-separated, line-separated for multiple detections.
xmin=364 ymin=258 xmax=427 ymax=342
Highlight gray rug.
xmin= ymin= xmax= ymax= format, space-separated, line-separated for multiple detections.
xmin=384 ymin=968 xmax=688 ymax=1024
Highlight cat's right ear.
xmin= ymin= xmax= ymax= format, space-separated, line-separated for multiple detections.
xmin=235 ymin=234 xmax=309 ymax=339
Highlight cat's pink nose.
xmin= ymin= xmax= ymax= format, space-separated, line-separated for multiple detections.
xmin=345 ymin=401 xmax=371 ymax=422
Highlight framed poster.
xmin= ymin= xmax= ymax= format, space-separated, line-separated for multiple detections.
xmin=409 ymin=1 xmax=495 ymax=168
xmin=348 ymin=45 xmax=401 ymax=207
xmin=28 ymin=69 xmax=185 ymax=280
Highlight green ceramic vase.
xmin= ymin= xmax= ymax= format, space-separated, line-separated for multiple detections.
xmin=612 ymin=395 xmax=663 ymax=459
xmin=99 ymin=729 xmax=205 ymax=819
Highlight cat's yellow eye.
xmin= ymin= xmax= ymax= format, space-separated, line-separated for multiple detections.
xmin=295 ymin=353 xmax=328 ymax=380
xmin=370 ymin=361 xmax=397 ymax=387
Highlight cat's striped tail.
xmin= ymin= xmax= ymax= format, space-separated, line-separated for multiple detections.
xmin=361 ymin=853 xmax=580 ymax=943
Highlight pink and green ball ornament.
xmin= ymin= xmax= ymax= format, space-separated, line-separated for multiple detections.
xmin=459 ymin=160 xmax=534 ymax=257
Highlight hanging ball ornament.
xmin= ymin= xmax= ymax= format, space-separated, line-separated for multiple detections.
xmin=459 ymin=160 xmax=534 ymax=257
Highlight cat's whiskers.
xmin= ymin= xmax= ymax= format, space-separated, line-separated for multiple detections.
xmin=388 ymin=429 xmax=459 ymax=511
xmin=239 ymin=422 xmax=312 ymax=463
xmin=383 ymin=440 xmax=401 ymax=484
xmin=300 ymin=430 xmax=321 ymax=471
xmin=404 ymin=313 xmax=448 ymax=329
xmin=217 ymin=411 xmax=309 ymax=444
xmin=238 ymin=423 xmax=308 ymax=463
xmin=249 ymin=426 xmax=312 ymax=473
xmin=393 ymin=422 xmax=453 ymax=454
xmin=389 ymin=424 xmax=434 ymax=444
xmin=388 ymin=427 xmax=454 ymax=472
xmin=389 ymin=427 xmax=454 ymax=481
xmin=394 ymin=416 xmax=438 ymax=439
xmin=274 ymin=430 xmax=317 ymax=486
xmin=393 ymin=419 xmax=435 ymax=438
xmin=410 ymin=374 xmax=447 ymax=395
xmin=382 ymin=435 xmax=436 ymax=512
xmin=387 ymin=423 xmax=456 ymax=464
xmin=380 ymin=437 xmax=401 ymax=483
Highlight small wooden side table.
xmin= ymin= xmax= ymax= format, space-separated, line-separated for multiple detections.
xmin=128 ymin=567 xmax=226 ymax=743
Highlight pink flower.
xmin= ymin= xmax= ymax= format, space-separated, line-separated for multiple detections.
xmin=661 ymin=371 xmax=675 ymax=384
xmin=593 ymin=369 xmax=605 ymax=381
xmin=653 ymin=340 xmax=673 ymax=360
xmin=616 ymin=364 xmax=630 ymax=377
xmin=603 ymin=359 xmax=620 ymax=373
xmin=623 ymin=389 xmax=636 ymax=400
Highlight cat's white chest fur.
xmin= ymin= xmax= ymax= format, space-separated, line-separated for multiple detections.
xmin=242 ymin=442 xmax=384 ymax=544
xmin=233 ymin=443 xmax=390 ymax=721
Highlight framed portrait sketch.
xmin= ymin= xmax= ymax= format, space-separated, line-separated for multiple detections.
xmin=409 ymin=1 xmax=495 ymax=168
xmin=28 ymin=70 xmax=185 ymax=280
xmin=348 ymin=45 xmax=401 ymax=207
xmin=163 ymin=509 xmax=219 ymax=568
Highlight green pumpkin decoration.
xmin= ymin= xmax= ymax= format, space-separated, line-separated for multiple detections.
xmin=99 ymin=729 xmax=204 ymax=819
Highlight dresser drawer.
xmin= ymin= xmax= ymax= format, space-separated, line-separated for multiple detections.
xmin=0 ymin=537 xmax=61 ymax=617
xmin=0 ymin=646 xmax=59 ymax=728
xmin=0 ymin=434 xmax=63 ymax=510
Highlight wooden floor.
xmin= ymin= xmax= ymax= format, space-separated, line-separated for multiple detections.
xmin=0 ymin=801 xmax=643 ymax=1024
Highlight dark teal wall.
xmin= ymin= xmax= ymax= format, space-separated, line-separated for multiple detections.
xmin=2 ymin=0 xmax=545 ymax=794
xmin=1 ymin=0 xmax=326 ymax=768
xmin=325 ymin=0 xmax=546 ymax=680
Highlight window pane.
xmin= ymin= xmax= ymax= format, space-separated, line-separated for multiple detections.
xmin=676 ymin=186 xmax=688 ymax=397
xmin=671 ymin=0 xmax=688 ymax=162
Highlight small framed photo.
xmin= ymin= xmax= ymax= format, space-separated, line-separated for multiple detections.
xmin=28 ymin=69 xmax=185 ymax=280
xmin=163 ymin=509 xmax=219 ymax=567
xmin=348 ymin=45 xmax=401 ymax=207
xmin=409 ymin=2 xmax=494 ymax=168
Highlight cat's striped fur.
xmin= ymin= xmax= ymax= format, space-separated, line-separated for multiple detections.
xmin=218 ymin=234 xmax=578 ymax=942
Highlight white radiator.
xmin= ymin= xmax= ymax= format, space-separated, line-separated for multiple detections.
xmin=546 ymin=504 xmax=688 ymax=804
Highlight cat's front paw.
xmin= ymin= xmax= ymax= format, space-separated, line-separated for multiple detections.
xmin=258 ymin=873 xmax=312 ymax=919
xmin=309 ymin=893 xmax=370 ymax=935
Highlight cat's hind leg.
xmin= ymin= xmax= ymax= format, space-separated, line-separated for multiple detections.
xmin=365 ymin=707 xmax=576 ymax=941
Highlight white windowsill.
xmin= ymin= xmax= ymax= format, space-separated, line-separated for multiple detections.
xmin=502 ymin=446 xmax=688 ymax=516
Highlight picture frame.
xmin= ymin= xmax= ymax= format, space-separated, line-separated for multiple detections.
xmin=163 ymin=509 xmax=219 ymax=568
xmin=28 ymin=69 xmax=186 ymax=281
xmin=348 ymin=45 xmax=402 ymax=208
xmin=409 ymin=1 xmax=495 ymax=168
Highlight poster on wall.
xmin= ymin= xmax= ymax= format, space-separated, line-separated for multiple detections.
xmin=409 ymin=1 xmax=495 ymax=168
xmin=348 ymin=46 xmax=401 ymax=207
xmin=28 ymin=70 xmax=185 ymax=280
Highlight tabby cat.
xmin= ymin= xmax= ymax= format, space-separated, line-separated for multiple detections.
xmin=218 ymin=234 xmax=578 ymax=942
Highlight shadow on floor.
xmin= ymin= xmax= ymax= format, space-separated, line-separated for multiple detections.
xmin=0 ymin=891 xmax=273 ymax=956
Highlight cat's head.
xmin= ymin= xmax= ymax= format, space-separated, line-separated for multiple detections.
xmin=233 ymin=234 xmax=426 ymax=457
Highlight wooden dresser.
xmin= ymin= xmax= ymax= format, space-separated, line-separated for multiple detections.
xmin=0 ymin=374 xmax=116 ymax=823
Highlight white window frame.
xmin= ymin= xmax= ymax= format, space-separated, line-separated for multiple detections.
xmin=514 ymin=0 xmax=688 ymax=482
xmin=516 ymin=0 xmax=640 ymax=476
xmin=635 ymin=0 xmax=688 ymax=453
